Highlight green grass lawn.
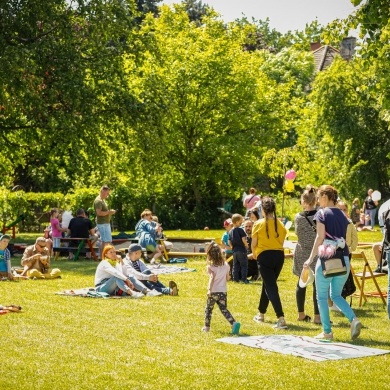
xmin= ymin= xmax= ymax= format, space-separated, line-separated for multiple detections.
xmin=1 ymin=229 xmax=389 ymax=389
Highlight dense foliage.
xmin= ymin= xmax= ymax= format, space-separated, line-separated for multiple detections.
xmin=0 ymin=0 xmax=389 ymax=228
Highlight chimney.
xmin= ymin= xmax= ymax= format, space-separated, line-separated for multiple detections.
xmin=310 ymin=42 xmax=321 ymax=51
xmin=340 ymin=37 xmax=356 ymax=61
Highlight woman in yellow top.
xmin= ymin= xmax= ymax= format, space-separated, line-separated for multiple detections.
xmin=251 ymin=197 xmax=288 ymax=329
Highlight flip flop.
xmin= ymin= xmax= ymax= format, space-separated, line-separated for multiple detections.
xmin=298 ymin=315 xmax=311 ymax=322
xmin=5 ymin=305 xmax=22 ymax=312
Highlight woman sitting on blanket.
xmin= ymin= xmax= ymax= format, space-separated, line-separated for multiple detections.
xmin=94 ymin=245 xmax=145 ymax=298
xmin=135 ymin=209 xmax=164 ymax=264
xmin=122 ymin=244 xmax=178 ymax=296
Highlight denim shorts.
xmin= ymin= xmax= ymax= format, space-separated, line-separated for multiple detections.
xmin=97 ymin=223 xmax=112 ymax=243
xmin=53 ymin=237 xmax=61 ymax=248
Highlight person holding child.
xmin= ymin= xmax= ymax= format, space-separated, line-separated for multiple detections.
xmin=21 ymin=237 xmax=61 ymax=279
xmin=122 ymin=243 xmax=178 ymax=296
xmin=0 ymin=234 xmax=13 ymax=280
xmin=94 ymin=245 xmax=143 ymax=298
xmin=252 ymin=196 xmax=288 ymax=329
xmin=202 ymin=242 xmax=240 ymax=334
xmin=228 ymin=214 xmax=249 ymax=284
xmin=135 ymin=209 xmax=163 ymax=264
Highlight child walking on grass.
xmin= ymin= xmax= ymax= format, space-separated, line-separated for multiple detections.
xmin=202 ymin=242 xmax=240 ymax=335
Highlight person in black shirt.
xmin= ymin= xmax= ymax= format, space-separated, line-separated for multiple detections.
xmin=67 ymin=208 xmax=97 ymax=259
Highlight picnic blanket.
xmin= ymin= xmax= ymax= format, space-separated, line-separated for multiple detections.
xmin=56 ymin=288 xmax=121 ymax=298
xmin=217 ymin=335 xmax=390 ymax=362
xmin=147 ymin=264 xmax=196 ymax=274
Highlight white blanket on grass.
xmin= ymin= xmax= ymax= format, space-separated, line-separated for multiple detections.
xmin=217 ymin=335 xmax=390 ymax=362
xmin=147 ymin=265 xmax=196 ymax=274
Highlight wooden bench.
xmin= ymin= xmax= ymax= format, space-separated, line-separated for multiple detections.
xmin=54 ymin=238 xmax=98 ymax=261
xmin=167 ymin=251 xmax=207 ymax=258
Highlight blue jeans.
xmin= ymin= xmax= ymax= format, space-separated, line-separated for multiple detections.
xmin=128 ymin=275 xmax=148 ymax=294
xmin=96 ymin=277 xmax=128 ymax=295
xmin=137 ymin=270 xmax=170 ymax=295
xmin=233 ymin=251 xmax=248 ymax=282
xmin=315 ymin=256 xmax=356 ymax=334
xmin=365 ymin=208 xmax=377 ymax=228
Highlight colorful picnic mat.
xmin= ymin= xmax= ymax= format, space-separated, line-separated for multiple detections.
xmin=217 ymin=335 xmax=390 ymax=362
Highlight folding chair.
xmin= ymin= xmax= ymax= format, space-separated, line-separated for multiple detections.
xmin=350 ymin=251 xmax=387 ymax=307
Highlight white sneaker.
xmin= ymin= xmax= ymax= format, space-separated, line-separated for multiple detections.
xmin=350 ymin=318 xmax=362 ymax=340
xmin=129 ymin=291 xmax=144 ymax=299
xmin=146 ymin=289 xmax=162 ymax=297
xmin=273 ymin=319 xmax=288 ymax=329
xmin=329 ymin=304 xmax=341 ymax=312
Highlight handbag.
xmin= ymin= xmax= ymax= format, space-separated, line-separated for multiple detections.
xmin=320 ymin=248 xmax=347 ymax=277
xmin=342 ymin=271 xmax=356 ymax=298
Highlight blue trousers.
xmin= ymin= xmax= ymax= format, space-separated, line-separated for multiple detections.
xmin=315 ymin=256 xmax=357 ymax=334
xmin=137 ymin=270 xmax=170 ymax=295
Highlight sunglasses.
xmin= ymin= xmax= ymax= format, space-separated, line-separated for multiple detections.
xmin=37 ymin=243 xmax=46 ymax=248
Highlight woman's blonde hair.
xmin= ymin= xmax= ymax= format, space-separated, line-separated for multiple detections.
xmin=141 ymin=209 xmax=152 ymax=218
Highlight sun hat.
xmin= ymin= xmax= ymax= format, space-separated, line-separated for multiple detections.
xmin=299 ymin=267 xmax=315 ymax=288
xmin=223 ymin=218 xmax=233 ymax=228
xmin=128 ymin=243 xmax=142 ymax=253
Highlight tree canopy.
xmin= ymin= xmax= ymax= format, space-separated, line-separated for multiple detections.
xmin=0 ymin=0 xmax=389 ymax=228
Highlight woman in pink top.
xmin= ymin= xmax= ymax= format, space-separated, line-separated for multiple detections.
xmin=202 ymin=242 xmax=240 ymax=335
xmin=243 ymin=188 xmax=261 ymax=217
xmin=50 ymin=208 xmax=68 ymax=260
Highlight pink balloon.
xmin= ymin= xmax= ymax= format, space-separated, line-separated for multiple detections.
xmin=285 ymin=169 xmax=297 ymax=180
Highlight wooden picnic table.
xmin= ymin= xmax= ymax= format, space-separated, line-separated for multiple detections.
xmin=57 ymin=238 xmax=98 ymax=261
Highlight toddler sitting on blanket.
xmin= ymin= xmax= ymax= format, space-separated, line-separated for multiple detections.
xmin=122 ymin=244 xmax=178 ymax=296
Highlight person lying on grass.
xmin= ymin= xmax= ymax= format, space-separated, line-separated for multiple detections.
xmin=21 ymin=237 xmax=61 ymax=279
xmin=122 ymin=243 xmax=178 ymax=296
xmin=94 ymin=245 xmax=143 ymax=298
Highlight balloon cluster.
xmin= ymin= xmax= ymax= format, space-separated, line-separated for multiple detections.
xmin=284 ymin=169 xmax=296 ymax=193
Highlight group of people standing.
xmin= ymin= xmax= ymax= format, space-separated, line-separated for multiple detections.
xmin=204 ymin=185 xmax=362 ymax=341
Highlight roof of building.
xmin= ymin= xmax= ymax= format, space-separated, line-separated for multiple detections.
xmin=312 ymin=45 xmax=340 ymax=72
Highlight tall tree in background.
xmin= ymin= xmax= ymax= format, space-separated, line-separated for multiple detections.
xmin=124 ymin=6 xmax=312 ymax=213
xmin=0 ymin=0 xmax=139 ymax=191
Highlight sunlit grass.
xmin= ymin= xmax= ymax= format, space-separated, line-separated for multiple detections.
xmin=2 ymin=229 xmax=389 ymax=389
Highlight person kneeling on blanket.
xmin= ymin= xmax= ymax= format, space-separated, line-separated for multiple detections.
xmin=122 ymin=244 xmax=178 ymax=296
xmin=95 ymin=245 xmax=144 ymax=298
xmin=21 ymin=237 xmax=61 ymax=279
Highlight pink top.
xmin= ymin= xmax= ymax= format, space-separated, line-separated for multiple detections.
xmin=50 ymin=218 xmax=62 ymax=238
xmin=207 ymin=263 xmax=230 ymax=293
xmin=243 ymin=194 xmax=260 ymax=210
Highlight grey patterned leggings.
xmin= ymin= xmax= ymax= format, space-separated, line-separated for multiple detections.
xmin=204 ymin=292 xmax=235 ymax=327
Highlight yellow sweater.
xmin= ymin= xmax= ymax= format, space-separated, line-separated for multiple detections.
xmin=252 ymin=218 xmax=287 ymax=259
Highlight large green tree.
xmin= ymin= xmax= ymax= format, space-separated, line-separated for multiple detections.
xmin=295 ymin=56 xmax=390 ymax=198
xmin=0 ymin=0 xmax=139 ymax=191
xmin=123 ymin=7 xmax=313 ymax=210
